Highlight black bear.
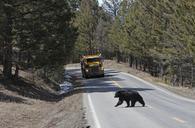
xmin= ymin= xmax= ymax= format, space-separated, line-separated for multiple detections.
xmin=114 ymin=90 xmax=145 ymax=107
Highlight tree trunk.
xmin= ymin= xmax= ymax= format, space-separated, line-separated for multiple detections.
xmin=143 ymin=61 xmax=147 ymax=72
xmin=3 ymin=44 xmax=12 ymax=79
xmin=3 ymin=6 xmax=13 ymax=79
xmin=160 ymin=64 xmax=164 ymax=79
xmin=139 ymin=59 xmax=142 ymax=70
xmin=14 ymin=64 xmax=19 ymax=80
xmin=129 ymin=54 xmax=133 ymax=67
xmin=135 ymin=58 xmax=138 ymax=69
xmin=116 ymin=50 xmax=120 ymax=63
xmin=179 ymin=66 xmax=183 ymax=86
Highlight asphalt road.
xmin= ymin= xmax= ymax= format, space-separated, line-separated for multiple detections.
xmin=68 ymin=67 xmax=195 ymax=128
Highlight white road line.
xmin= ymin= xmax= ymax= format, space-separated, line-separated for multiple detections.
xmin=87 ymin=94 xmax=101 ymax=128
xmin=121 ymin=72 xmax=195 ymax=103
xmin=172 ymin=117 xmax=186 ymax=123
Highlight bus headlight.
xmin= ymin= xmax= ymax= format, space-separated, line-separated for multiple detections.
xmin=85 ymin=69 xmax=89 ymax=72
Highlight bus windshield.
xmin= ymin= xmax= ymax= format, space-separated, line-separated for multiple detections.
xmin=86 ymin=58 xmax=101 ymax=63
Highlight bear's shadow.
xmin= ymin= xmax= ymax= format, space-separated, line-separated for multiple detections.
xmin=120 ymin=105 xmax=146 ymax=108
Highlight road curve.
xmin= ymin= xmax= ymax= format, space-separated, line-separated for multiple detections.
xmin=68 ymin=67 xmax=195 ymax=128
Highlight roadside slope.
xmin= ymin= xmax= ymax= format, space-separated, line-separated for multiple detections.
xmin=0 ymin=69 xmax=86 ymax=128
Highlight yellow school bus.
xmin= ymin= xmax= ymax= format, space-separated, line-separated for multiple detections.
xmin=80 ymin=54 xmax=104 ymax=78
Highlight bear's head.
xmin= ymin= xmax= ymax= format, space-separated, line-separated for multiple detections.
xmin=114 ymin=90 xmax=126 ymax=98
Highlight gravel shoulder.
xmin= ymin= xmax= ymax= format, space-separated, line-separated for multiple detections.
xmin=0 ymin=92 xmax=85 ymax=128
xmin=104 ymin=60 xmax=195 ymax=100
xmin=0 ymin=67 xmax=86 ymax=128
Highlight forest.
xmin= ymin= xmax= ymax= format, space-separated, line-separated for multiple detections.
xmin=0 ymin=0 xmax=195 ymax=87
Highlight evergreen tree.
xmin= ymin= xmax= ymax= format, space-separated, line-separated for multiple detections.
xmin=0 ymin=0 xmax=78 ymax=79
xmin=74 ymin=0 xmax=100 ymax=52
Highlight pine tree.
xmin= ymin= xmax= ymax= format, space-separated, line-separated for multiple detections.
xmin=0 ymin=0 xmax=78 ymax=79
xmin=74 ymin=0 xmax=99 ymax=52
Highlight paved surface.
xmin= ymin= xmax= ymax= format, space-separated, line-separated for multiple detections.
xmin=68 ymin=67 xmax=195 ymax=128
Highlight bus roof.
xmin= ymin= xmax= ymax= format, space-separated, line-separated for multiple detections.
xmin=82 ymin=54 xmax=102 ymax=59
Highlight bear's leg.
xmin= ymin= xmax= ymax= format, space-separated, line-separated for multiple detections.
xmin=115 ymin=99 xmax=123 ymax=107
xmin=125 ymin=100 xmax=130 ymax=107
xmin=131 ymin=100 xmax=136 ymax=107
xmin=138 ymin=98 xmax=145 ymax=107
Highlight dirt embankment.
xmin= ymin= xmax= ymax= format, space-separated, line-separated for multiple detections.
xmin=0 ymin=68 xmax=87 ymax=128
xmin=104 ymin=60 xmax=195 ymax=100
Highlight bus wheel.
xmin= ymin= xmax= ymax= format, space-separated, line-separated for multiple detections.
xmin=83 ymin=72 xmax=86 ymax=78
xmin=85 ymin=75 xmax=89 ymax=79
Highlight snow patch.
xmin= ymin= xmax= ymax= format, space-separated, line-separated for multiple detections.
xmin=58 ymin=81 xmax=73 ymax=94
